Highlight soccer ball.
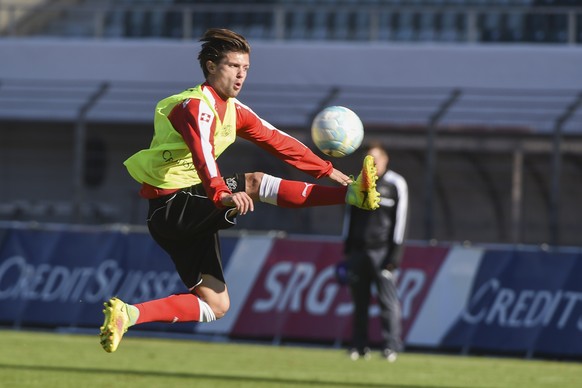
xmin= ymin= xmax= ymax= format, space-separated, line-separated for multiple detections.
xmin=311 ymin=106 xmax=364 ymax=157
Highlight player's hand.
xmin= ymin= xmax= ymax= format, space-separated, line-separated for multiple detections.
xmin=328 ymin=168 xmax=353 ymax=186
xmin=220 ymin=192 xmax=254 ymax=215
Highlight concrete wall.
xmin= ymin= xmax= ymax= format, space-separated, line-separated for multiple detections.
xmin=1 ymin=38 xmax=581 ymax=89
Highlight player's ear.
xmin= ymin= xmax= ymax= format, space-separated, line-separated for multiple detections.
xmin=207 ymin=60 xmax=217 ymax=74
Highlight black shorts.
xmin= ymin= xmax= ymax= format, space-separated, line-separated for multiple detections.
xmin=146 ymin=173 xmax=245 ymax=289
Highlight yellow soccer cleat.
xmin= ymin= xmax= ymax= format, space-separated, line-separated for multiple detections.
xmin=99 ymin=297 xmax=130 ymax=353
xmin=346 ymin=155 xmax=380 ymax=210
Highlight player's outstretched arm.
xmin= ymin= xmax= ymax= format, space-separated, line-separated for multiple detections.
xmin=328 ymin=168 xmax=353 ymax=186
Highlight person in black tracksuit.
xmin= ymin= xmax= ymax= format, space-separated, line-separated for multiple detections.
xmin=343 ymin=142 xmax=409 ymax=361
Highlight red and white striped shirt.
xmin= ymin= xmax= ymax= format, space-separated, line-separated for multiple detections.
xmin=140 ymin=83 xmax=333 ymax=206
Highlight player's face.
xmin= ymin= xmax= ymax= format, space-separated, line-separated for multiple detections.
xmin=368 ymin=147 xmax=388 ymax=177
xmin=207 ymin=51 xmax=250 ymax=100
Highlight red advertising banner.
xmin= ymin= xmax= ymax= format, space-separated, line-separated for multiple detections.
xmin=232 ymin=239 xmax=350 ymax=341
xmin=230 ymin=237 xmax=451 ymax=345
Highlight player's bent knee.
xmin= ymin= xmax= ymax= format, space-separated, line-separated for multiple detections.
xmin=195 ymin=275 xmax=230 ymax=321
xmin=212 ymin=300 xmax=230 ymax=319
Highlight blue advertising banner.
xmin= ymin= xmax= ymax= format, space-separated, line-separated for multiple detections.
xmin=0 ymin=225 xmax=238 ymax=333
xmin=441 ymin=248 xmax=582 ymax=356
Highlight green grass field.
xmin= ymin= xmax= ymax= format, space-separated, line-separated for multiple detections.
xmin=0 ymin=330 xmax=581 ymax=388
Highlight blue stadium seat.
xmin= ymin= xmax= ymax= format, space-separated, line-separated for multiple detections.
xmin=353 ymin=10 xmax=371 ymax=40
xmin=394 ymin=11 xmax=416 ymax=41
xmin=311 ymin=10 xmax=329 ymax=40
xmin=288 ymin=10 xmax=308 ymax=40
xmin=376 ymin=11 xmax=394 ymax=41
xmin=418 ymin=12 xmax=436 ymax=42
xmin=480 ymin=12 xmax=503 ymax=42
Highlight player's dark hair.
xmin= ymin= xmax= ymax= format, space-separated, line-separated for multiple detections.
xmin=198 ymin=28 xmax=251 ymax=78
xmin=366 ymin=141 xmax=388 ymax=156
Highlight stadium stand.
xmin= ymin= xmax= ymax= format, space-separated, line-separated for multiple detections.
xmin=1 ymin=0 xmax=581 ymax=44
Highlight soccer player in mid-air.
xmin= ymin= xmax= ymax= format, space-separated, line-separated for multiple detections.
xmin=99 ymin=28 xmax=380 ymax=353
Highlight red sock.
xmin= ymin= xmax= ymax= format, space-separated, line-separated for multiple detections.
xmin=135 ymin=293 xmax=201 ymax=324
xmin=276 ymin=180 xmax=348 ymax=208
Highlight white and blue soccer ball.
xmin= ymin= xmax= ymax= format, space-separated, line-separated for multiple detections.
xmin=311 ymin=106 xmax=364 ymax=157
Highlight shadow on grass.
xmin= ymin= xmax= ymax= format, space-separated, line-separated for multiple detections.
xmin=0 ymin=362 xmax=453 ymax=388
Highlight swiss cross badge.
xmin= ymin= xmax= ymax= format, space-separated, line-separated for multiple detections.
xmin=200 ymin=112 xmax=211 ymax=122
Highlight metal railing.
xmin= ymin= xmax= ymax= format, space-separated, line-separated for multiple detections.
xmin=2 ymin=78 xmax=581 ymax=133
xmin=1 ymin=2 xmax=581 ymax=44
